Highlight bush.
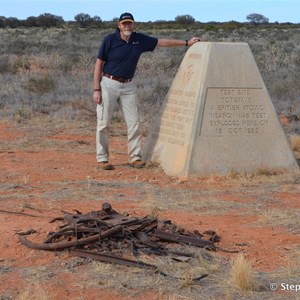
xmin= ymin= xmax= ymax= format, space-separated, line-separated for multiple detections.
xmin=22 ymin=75 xmax=56 ymax=95
xmin=0 ymin=55 xmax=10 ymax=73
xmin=13 ymin=107 xmax=32 ymax=123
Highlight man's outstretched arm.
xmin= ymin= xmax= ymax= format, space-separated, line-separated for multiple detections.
xmin=157 ymin=37 xmax=201 ymax=47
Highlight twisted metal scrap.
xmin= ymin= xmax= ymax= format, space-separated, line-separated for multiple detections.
xmin=18 ymin=225 xmax=123 ymax=251
xmin=18 ymin=202 xmax=218 ymax=252
xmin=18 ymin=202 xmax=236 ymax=279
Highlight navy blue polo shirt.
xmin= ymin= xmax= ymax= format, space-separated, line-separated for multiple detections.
xmin=97 ymin=31 xmax=158 ymax=79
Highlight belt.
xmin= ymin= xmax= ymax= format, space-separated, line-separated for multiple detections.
xmin=103 ymin=73 xmax=132 ymax=83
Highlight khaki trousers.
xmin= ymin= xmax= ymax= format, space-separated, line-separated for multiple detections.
xmin=96 ymin=76 xmax=142 ymax=163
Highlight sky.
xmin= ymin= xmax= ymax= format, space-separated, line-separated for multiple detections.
xmin=1 ymin=0 xmax=300 ymax=23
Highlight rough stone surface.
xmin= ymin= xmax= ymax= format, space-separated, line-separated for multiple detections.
xmin=143 ymin=42 xmax=299 ymax=177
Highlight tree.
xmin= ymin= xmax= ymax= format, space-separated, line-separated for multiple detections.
xmin=175 ymin=15 xmax=195 ymax=25
xmin=74 ymin=13 xmax=93 ymax=27
xmin=5 ymin=17 xmax=20 ymax=28
xmin=36 ymin=13 xmax=64 ymax=27
xmin=92 ymin=15 xmax=102 ymax=27
xmin=246 ymin=13 xmax=269 ymax=25
xmin=92 ymin=16 xmax=102 ymax=23
xmin=24 ymin=16 xmax=38 ymax=27
xmin=0 ymin=16 xmax=6 ymax=28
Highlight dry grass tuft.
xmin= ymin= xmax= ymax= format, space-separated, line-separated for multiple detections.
xmin=144 ymin=160 xmax=161 ymax=169
xmin=258 ymin=208 xmax=300 ymax=231
xmin=290 ymin=134 xmax=300 ymax=152
xmin=226 ymin=168 xmax=284 ymax=180
xmin=230 ymin=254 xmax=259 ymax=291
xmin=277 ymin=247 xmax=300 ymax=278
xmin=224 ymin=166 xmax=299 ymax=189
xmin=288 ymin=248 xmax=300 ymax=277
xmin=18 ymin=283 xmax=50 ymax=300
xmin=268 ymin=247 xmax=300 ymax=288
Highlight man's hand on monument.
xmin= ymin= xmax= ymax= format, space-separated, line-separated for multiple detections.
xmin=187 ymin=37 xmax=201 ymax=46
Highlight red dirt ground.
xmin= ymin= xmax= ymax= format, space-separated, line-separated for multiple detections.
xmin=0 ymin=119 xmax=299 ymax=299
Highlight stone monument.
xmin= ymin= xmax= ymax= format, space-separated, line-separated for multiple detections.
xmin=143 ymin=42 xmax=299 ymax=177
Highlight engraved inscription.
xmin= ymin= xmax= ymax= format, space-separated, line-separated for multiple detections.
xmin=183 ymin=65 xmax=194 ymax=84
xmin=201 ymin=88 xmax=270 ymax=136
xmin=151 ymin=89 xmax=197 ymax=146
xmin=189 ymin=53 xmax=202 ymax=60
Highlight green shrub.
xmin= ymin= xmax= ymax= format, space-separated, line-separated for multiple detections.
xmin=0 ymin=55 xmax=10 ymax=73
xmin=11 ymin=56 xmax=31 ymax=73
xmin=14 ymin=107 xmax=32 ymax=123
xmin=22 ymin=75 xmax=56 ymax=95
xmin=204 ymin=24 xmax=218 ymax=31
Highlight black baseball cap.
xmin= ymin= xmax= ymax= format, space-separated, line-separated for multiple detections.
xmin=119 ymin=12 xmax=134 ymax=23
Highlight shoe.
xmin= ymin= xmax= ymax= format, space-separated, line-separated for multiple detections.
xmin=129 ymin=159 xmax=146 ymax=169
xmin=98 ymin=161 xmax=114 ymax=170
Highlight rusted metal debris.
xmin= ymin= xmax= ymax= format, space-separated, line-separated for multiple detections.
xmin=18 ymin=202 xmax=237 ymax=279
xmin=18 ymin=225 xmax=123 ymax=251
xmin=70 ymin=248 xmax=209 ymax=281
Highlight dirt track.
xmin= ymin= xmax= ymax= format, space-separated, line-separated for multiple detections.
xmin=0 ymin=118 xmax=299 ymax=299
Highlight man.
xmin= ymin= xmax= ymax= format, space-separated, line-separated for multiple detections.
xmin=93 ymin=12 xmax=201 ymax=170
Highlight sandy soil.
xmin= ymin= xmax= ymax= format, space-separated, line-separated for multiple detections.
xmin=0 ymin=117 xmax=299 ymax=300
